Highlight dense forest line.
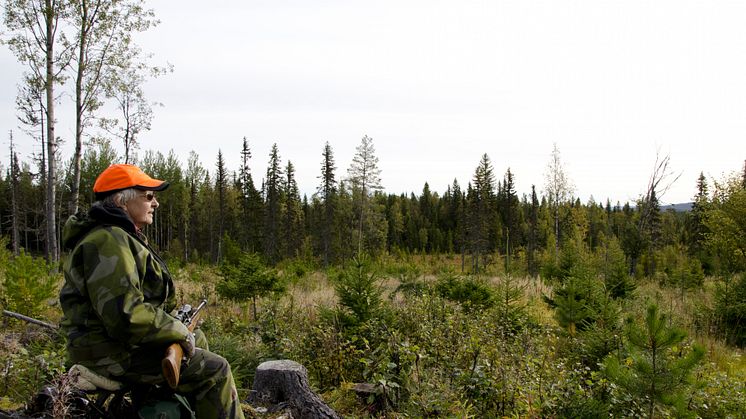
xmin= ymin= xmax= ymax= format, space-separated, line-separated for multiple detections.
xmin=2 ymin=136 xmax=745 ymax=279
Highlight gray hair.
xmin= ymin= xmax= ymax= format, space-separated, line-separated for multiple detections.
xmin=101 ymin=188 xmax=140 ymax=208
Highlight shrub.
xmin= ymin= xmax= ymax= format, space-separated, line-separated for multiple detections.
xmin=0 ymin=237 xmax=10 ymax=276
xmin=330 ymin=256 xmax=384 ymax=328
xmin=714 ymin=272 xmax=746 ymax=346
xmin=220 ymin=233 xmax=243 ymax=266
xmin=657 ymin=245 xmax=705 ymax=290
xmin=603 ymin=304 xmax=705 ymax=418
xmin=600 ymin=236 xmax=636 ymax=299
xmin=435 ymin=274 xmax=494 ymax=312
xmin=391 ymin=270 xmax=428 ymax=299
xmin=1 ymin=250 xmax=58 ymax=318
xmin=298 ymin=320 xmax=365 ymax=389
xmin=207 ymin=333 xmax=262 ymax=391
xmin=276 ymin=257 xmax=316 ymax=284
xmin=572 ymin=295 xmax=623 ymax=367
xmin=492 ymin=275 xmax=528 ymax=335
xmin=217 ymin=252 xmax=282 ymax=320
xmin=0 ymin=330 xmax=66 ymax=407
xmin=548 ymin=277 xmax=595 ymax=336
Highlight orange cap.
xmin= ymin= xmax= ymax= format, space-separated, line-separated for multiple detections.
xmin=93 ymin=164 xmax=169 ymax=198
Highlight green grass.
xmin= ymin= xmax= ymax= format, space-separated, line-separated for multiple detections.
xmin=0 ymin=259 xmax=744 ymax=418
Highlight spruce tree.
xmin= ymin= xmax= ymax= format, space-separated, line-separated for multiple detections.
xmin=551 ymin=277 xmax=595 ymax=336
xmin=454 ymin=181 xmax=468 ymax=271
xmin=527 ymin=185 xmax=539 ymax=277
xmin=387 ymin=198 xmax=404 ymax=251
xmin=184 ymin=151 xmax=205 ymax=261
xmin=237 ymin=137 xmax=263 ymax=252
xmin=643 ymin=189 xmax=662 ymax=276
xmin=263 ymin=144 xmax=283 ymax=263
xmin=465 ymin=154 xmax=495 ymax=273
xmin=418 ymin=182 xmax=434 ymax=252
xmin=316 ymin=142 xmax=337 ymax=265
xmin=281 ymin=160 xmax=303 ymax=259
xmin=196 ymin=172 xmax=216 ymax=262
xmin=602 ymin=236 xmax=635 ymax=299
xmin=604 ymin=304 xmax=704 ymax=418
xmin=687 ymin=172 xmax=709 ymax=256
xmin=494 ymin=274 xmax=526 ymax=335
xmin=347 ymin=135 xmax=383 ymax=256
xmin=215 ymin=150 xmax=228 ymax=262
xmin=331 ymin=255 xmax=383 ymax=328
xmin=499 ymin=168 xmax=520 ymax=270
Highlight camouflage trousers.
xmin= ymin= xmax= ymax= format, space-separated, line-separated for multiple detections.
xmin=120 ymin=330 xmax=245 ymax=419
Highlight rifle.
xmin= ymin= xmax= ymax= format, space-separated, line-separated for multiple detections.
xmin=162 ymin=299 xmax=207 ymax=389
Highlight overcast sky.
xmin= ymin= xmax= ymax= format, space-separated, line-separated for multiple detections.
xmin=2 ymin=0 xmax=746 ymax=205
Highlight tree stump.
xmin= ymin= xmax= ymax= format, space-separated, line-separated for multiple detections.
xmin=248 ymin=360 xmax=341 ymax=419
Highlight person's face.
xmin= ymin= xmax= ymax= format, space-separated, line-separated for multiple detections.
xmin=124 ymin=190 xmax=158 ymax=229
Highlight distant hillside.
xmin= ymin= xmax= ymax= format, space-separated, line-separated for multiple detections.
xmin=662 ymin=202 xmax=693 ymax=212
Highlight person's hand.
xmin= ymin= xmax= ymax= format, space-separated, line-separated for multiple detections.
xmin=180 ymin=332 xmax=196 ymax=359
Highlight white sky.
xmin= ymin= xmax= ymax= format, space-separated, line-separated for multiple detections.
xmin=2 ymin=0 xmax=746 ymax=205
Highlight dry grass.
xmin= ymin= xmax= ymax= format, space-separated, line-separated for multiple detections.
xmin=486 ymin=275 xmax=557 ymax=327
xmin=286 ymin=272 xmax=337 ymax=310
xmin=632 ymin=277 xmax=718 ymax=333
xmin=170 ymin=263 xmax=743 ymax=377
xmin=698 ymin=336 xmax=746 ymax=376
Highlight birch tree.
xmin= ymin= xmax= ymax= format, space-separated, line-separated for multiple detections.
xmin=68 ymin=0 xmax=159 ymax=214
xmin=633 ymin=152 xmax=680 ymax=274
xmin=543 ymin=143 xmax=574 ymax=260
xmin=3 ymin=0 xmax=75 ymax=262
xmin=99 ymin=59 xmax=166 ymax=164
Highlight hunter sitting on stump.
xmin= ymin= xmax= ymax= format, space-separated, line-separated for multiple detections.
xmin=59 ymin=164 xmax=244 ymax=419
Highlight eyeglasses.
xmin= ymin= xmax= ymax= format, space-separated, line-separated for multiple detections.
xmin=141 ymin=192 xmax=156 ymax=201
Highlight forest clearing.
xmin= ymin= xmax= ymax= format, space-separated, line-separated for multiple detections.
xmin=1 ymin=250 xmax=744 ymax=418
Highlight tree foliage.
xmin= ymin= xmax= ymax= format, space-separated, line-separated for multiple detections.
xmin=0 ymin=248 xmax=58 ymax=318
xmin=347 ymin=135 xmax=384 ymax=256
xmin=604 ymin=304 xmax=704 ymax=418
xmin=217 ymin=250 xmax=281 ymax=320
xmin=330 ymin=256 xmax=384 ymax=328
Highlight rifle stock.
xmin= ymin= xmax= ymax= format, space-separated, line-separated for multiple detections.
xmin=162 ymin=300 xmax=206 ymax=389
xmin=162 ymin=342 xmax=185 ymax=389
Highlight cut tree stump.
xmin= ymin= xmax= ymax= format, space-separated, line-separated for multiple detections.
xmin=248 ymin=360 xmax=341 ymax=419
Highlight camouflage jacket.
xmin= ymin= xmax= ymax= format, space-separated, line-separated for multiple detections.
xmin=59 ymin=203 xmax=189 ymax=377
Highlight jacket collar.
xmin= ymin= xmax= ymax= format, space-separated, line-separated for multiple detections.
xmin=89 ymin=202 xmax=138 ymax=236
